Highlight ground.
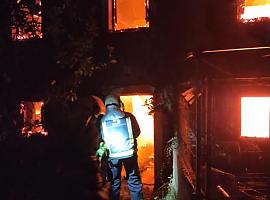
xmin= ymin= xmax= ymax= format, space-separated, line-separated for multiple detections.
xmin=97 ymin=157 xmax=155 ymax=200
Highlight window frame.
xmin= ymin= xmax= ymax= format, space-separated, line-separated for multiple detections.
xmin=11 ymin=0 xmax=43 ymax=41
xmin=108 ymin=0 xmax=150 ymax=32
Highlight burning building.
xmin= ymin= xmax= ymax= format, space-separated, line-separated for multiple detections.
xmin=1 ymin=0 xmax=270 ymax=199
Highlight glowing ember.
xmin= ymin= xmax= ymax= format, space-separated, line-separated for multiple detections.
xmin=241 ymin=97 xmax=270 ymax=138
xmin=239 ymin=0 xmax=270 ymax=22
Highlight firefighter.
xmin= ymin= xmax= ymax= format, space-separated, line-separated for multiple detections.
xmin=96 ymin=94 xmax=143 ymax=200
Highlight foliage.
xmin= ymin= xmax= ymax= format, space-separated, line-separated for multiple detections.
xmin=7 ymin=0 xmax=116 ymax=95
xmin=152 ymin=175 xmax=177 ymax=200
xmin=47 ymin=1 xmax=98 ymax=71
xmin=45 ymin=0 xmax=111 ymax=89
xmin=152 ymin=137 xmax=178 ymax=200
xmin=144 ymin=87 xmax=176 ymax=115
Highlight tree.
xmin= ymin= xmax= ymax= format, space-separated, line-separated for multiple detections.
xmin=6 ymin=0 xmax=114 ymax=99
xmin=44 ymin=0 xmax=114 ymax=96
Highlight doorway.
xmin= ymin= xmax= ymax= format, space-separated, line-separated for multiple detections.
xmin=120 ymin=95 xmax=155 ymax=188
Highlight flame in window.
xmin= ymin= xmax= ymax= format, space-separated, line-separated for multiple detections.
xmin=21 ymin=101 xmax=47 ymax=137
xmin=241 ymin=97 xmax=270 ymax=138
xmin=109 ymin=0 xmax=149 ymax=31
xmin=12 ymin=0 xmax=42 ymax=41
xmin=239 ymin=0 xmax=270 ymax=22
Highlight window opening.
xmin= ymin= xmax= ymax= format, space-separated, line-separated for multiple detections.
xmin=238 ymin=0 xmax=270 ymax=22
xmin=12 ymin=0 xmax=42 ymax=41
xmin=108 ymin=0 xmax=149 ymax=31
xmin=20 ymin=101 xmax=47 ymax=137
xmin=241 ymin=97 xmax=270 ymax=138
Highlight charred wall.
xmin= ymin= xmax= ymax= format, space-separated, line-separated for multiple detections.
xmin=177 ymin=92 xmax=197 ymax=197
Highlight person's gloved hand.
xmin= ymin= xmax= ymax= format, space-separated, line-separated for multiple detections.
xmin=96 ymin=142 xmax=108 ymax=159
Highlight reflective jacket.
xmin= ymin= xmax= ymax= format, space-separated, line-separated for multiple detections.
xmin=100 ymin=106 xmax=140 ymax=159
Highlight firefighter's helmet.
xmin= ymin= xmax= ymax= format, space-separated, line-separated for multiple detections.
xmin=105 ymin=95 xmax=121 ymax=108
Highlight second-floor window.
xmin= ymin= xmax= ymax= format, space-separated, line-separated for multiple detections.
xmin=108 ymin=0 xmax=149 ymax=31
xmin=11 ymin=0 xmax=42 ymax=41
xmin=238 ymin=0 xmax=270 ymax=23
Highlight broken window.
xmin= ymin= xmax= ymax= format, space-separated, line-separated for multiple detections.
xmin=108 ymin=0 xmax=149 ymax=31
xmin=238 ymin=0 xmax=270 ymax=22
xmin=11 ymin=0 xmax=42 ymax=41
xmin=241 ymin=97 xmax=270 ymax=138
xmin=20 ymin=101 xmax=47 ymax=137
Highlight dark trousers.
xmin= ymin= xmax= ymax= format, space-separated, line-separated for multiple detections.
xmin=108 ymin=156 xmax=143 ymax=200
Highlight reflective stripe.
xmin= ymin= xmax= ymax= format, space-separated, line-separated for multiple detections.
xmin=126 ymin=117 xmax=134 ymax=146
xmin=109 ymin=149 xmax=134 ymax=158
xmin=102 ymin=117 xmax=135 ymax=159
xmin=102 ymin=120 xmax=109 ymax=146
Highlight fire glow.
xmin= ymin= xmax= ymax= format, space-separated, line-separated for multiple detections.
xmin=241 ymin=97 xmax=270 ymax=138
xmin=120 ymin=95 xmax=154 ymax=146
xmin=12 ymin=0 xmax=42 ymax=41
xmin=120 ymin=95 xmax=154 ymax=184
xmin=21 ymin=101 xmax=47 ymax=137
xmin=109 ymin=0 xmax=149 ymax=31
xmin=239 ymin=0 xmax=270 ymax=22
